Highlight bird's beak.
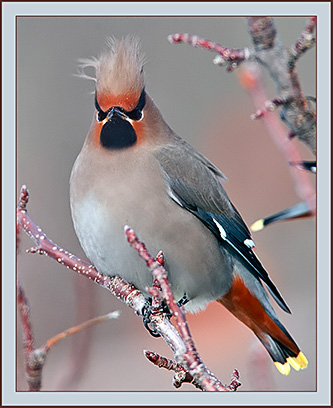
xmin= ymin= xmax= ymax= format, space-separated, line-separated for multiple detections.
xmin=107 ymin=107 xmax=129 ymax=121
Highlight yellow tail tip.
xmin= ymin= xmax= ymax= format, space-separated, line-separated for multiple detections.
xmin=250 ymin=219 xmax=264 ymax=232
xmin=287 ymin=357 xmax=301 ymax=370
xmin=275 ymin=352 xmax=308 ymax=375
xmin=274 ymin=361 xmax=291 ymax=375
xmin=295 ymin=351 xmax=308 ymax=369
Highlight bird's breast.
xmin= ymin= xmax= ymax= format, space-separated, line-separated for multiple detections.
xmin=70 ymin=145 xmax=233 ymax=312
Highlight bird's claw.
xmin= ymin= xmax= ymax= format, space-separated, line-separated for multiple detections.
xmin=141 ymin=295 xmax=189 ymax=337
xmin=141 ymin=298 xmax=161 ymax=337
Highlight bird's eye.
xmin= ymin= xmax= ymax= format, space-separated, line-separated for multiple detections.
xmin=96 ymin=110 xmax=108 ymax=122
xmin=130 ymin=110 xmax=144 ymax=121
xmin=124 ymin=89 xmax=146 ymax=121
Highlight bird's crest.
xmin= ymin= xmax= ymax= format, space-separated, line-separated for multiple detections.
xmin=79 ymin=36 xmax=145 ymax=101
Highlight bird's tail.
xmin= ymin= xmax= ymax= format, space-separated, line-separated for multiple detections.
xmin=217 ymin=274 xmax=308 ymax=375
xmin=253 ymin=332 xmax=308 ymax=375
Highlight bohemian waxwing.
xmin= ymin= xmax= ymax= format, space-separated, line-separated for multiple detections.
xmin=70 ymin=37 xmax=308 ymax=376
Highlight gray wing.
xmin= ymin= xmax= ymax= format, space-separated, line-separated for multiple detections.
xmin=154 ymin=140 xmax=291 ymax=314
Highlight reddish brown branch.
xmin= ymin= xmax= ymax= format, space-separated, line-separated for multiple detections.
xmin=17 ymin=185 xmax=240 ymax=391
xmin=144 ymin=350 xmax=240 ymax=391
xmin=175 ymin=26 xmax=316 ymax=228
xmin=125 ymin=226 xmax=238 ymax=391
xmin=246 ymin=17 xmax=316 ymax=154
xmin=18 ymin=277 xmax=119 ymax=391
xmin=17 ymin=280 xmax=34 ymax=356
xmin=226 ymin=369 xmax=241 ymax=391
xmin=169 ymin=17 xmax=316 ymax=154
xmin=18 ymin=274 xmax=119 ymax=391
xmin=17 ymin=279 xmax=41 ymax=391
xmin=16 ymin=187 xmax=146 ymax=314
xmin=144 ymin=350 xmax=203 ymax=390
xmin=168 ymin=33 xmax=249 ymax=71
xmin=238 ymin=63 xmax=316 ymax=217
xmin=43 ymin=311 xmax=120 ymax=353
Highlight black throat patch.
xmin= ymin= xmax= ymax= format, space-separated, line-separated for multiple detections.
xmin=95 ymin=89 xmax=146 ymax=150
xmin=100 ymin=115 xmax=137 ymax=149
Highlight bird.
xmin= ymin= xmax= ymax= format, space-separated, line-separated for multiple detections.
xmin=70 ymin=36 xmax=308 ymax=376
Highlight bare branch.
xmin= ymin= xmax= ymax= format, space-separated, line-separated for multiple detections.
xmin=144 ymin=350 xmax=240 ymax=391
xmin=289 ymin=16 xmax=317 ymax=67
xmin=125 ymin=226 xmax=237 ymax=391
xmin=42 ymin=311 xmax=120 ymax=353
xmin=169 ymin=17 xmax=316 ymax=154
xmin=17 ymin=278 xmax=41 ymax=391
xmin=168 ymin=33 xmax=250 ymax=71
xmin=16 ymin=187 xmax=146 ymax=314
xmin=17 ymin=185 xmax=240 ymax=391
xmin=246 ymin=17 xmax=316 ymax=154
xmin=238 ymin=63 xmax=316 ymax=207
xmin=238 ymin=63 xmax=316 ymax=231
xmin=144 ymin=350 xmax=205 ymax=390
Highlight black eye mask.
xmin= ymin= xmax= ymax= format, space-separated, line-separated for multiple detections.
xmin=95 ymin=89 xmax=146 ymax=149
xmin=95 ymin=88 xmax=146 ymax=122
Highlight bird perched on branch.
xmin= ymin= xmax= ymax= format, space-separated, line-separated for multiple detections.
xmin=70 ymin=37 xmax=307 ymax=376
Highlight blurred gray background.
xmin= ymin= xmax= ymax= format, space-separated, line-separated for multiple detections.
xmin=17 ymin=16 xmax=316 ymax=392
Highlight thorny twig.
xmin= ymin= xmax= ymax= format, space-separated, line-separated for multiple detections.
xmin=17 ymin=185 xmax=240 ymax=391
xmin=169 ymin=17 xmax=316 ymax=154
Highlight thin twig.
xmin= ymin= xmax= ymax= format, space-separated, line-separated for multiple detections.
xmin=125 ymin=226 xmax=236 ymax=391
xmin=144 ymin=350 xmax=203 ymax=390
xmin=17 ymin=185 xmax=240 ymax=391
xmin=17 ymin=278 xmax=39 ymax=391
xmin=168 ymin=33 xmax=249 ymax=71
xmin=246 ymin=17 xmax=316 ymax=154
xmin=238 ymin=63 xmax=316 ymax=215
xmin=289 ymin=16 xmax=317 ymax=67
xmin=42 ymin=311 xmax=120 ymax=353
xmin=17 ymin=186 xmax=146 ymax=314
xmin=168 ymin=17 xmax=316 ymax=154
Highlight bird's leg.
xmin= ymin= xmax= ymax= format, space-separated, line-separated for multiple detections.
xmin=141 ymin=295 xmax=189 ymax=337
xmin=142 ymin=250 xmax=189 ymax=336
xmin=141 ymin=297 xmax=161 ymax=337
xmin=141 ymin=274 xmax=167 ymax=337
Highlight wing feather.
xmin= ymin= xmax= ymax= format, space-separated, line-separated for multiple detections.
xmin=154 ymin=142 xmax=291 ymax=314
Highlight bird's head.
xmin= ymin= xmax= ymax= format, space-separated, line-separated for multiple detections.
xmin=80 ymin=37 xmax=148 ymax=149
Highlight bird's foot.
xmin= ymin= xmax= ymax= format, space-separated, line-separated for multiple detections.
xmin=141 ymin=298 xmax=162 ymax=337
xmin=141 ymin=295 xmax=189 ymax=337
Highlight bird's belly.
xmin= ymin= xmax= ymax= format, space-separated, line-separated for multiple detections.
xmin=71 ymin=181 xmax=233 ymax=313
